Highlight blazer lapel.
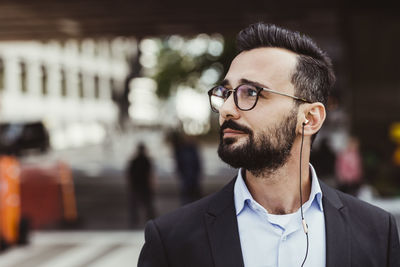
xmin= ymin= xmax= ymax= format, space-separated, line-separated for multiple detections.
xmin=320 ymin=181 xmax=351 ymax=267
xmin=203 ymin=178 xmax=352 ymax=267
xmin=204 ymin=178 xmax=244 ymax=267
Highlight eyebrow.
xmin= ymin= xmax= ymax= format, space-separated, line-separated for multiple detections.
xmin=239 ymin=78 xmax=270 ymax=89
xmin=220 ymin=79 xmax=230 ymax=87
xmin=219 ymin=78 xmax=270 ymax=89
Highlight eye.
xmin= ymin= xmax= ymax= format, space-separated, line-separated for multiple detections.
xmin=224 ymin=90 xmax=233 ymax=99
xmin=247 ymin=88 xmax=258 ymax=97
xmin=238 ymin=85 xmax=258 ymax=98
xmin=211 ymin=86 xmax=228 ymax=98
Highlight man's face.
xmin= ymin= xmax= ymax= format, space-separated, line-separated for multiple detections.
xmin=217 ymin=47 xmax=300 ymax=176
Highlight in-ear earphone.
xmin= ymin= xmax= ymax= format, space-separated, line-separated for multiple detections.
xmin=300 ymin=121 xmax=309 ymax=267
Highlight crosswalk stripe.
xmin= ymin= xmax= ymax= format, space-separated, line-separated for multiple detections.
xmin=86 ymin=245 xmax=141 ymax=267
xmin=7 ymin=244 xmax=76 ymax=267
xmin=0 ymin=245 xmax=49 ymax=266
xmin=0 ymin=231 xmax=145 ymax=267
xmin=39 ymin=243 xmax=113 ymax=267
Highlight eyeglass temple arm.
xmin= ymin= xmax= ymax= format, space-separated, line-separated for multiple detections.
xmin=261 ymin=88 xmax=310 ymax=103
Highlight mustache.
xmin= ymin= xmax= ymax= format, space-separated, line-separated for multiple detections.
xmin=220 ymin=120 xmax=252 ymax=134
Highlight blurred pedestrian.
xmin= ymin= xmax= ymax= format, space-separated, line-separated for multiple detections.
xmin=335 ymin=136 xmax=363 ymax=196
xmin=171 ymin=133 xmax=202 ymax=205
xmin=126 ymin=142 xmax=155 ymax=228
xmin=311 ymin=137 xmax=336 ymax=182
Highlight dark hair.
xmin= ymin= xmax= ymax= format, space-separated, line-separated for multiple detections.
xmin=236 ymin=22 xmax=336 ymax=107
xmin=137 ymin=142 xmax=146 ymax=154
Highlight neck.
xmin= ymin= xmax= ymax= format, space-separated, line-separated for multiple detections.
xmin=244 ymin=140 xmax=312 ymax=215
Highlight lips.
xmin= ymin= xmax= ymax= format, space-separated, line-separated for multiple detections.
xmin=220 ymin=120 xmax=251 ymax=139
xmin=223 ymin=128 xmax=247 ymax=137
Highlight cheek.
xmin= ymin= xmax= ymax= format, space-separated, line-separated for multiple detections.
xmin=250 ymin=102 xmax=293 ymax=127
xmin=242 ymin=110 xmax=270 ymax=131
xmin=219 ymin=115 xmax=224 ymax=126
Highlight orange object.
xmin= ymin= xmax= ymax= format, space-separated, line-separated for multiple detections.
xmin=20 ymin=164 xmax=62 ymax=229
xmin=19 ymin=160 xmax=77 ymax=230
xmin=0 ymin=156 xmax=21 ymax=244
xmin=58 ymin=161 xmax=77 ymax=222
xmin=389 ymin=122 xmax=400 ymax=144
xmin=393 ymin=147 xmax=400 ymax=166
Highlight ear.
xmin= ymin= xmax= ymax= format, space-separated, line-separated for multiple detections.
xmin=298 ymin=102 xmax=326 ymax=136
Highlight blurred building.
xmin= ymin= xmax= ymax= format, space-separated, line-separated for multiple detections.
xmin=0 ymin=3 xmax=399 ymax=194
xmin=0 ymin=38 xmax=137 ymax=149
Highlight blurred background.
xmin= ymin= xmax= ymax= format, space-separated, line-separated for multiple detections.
xmin=0 ymin=1 xmax=399 ymax=266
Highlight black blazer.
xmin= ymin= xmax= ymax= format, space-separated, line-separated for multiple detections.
xmin=138 ymin=178 xmax=400 ymax=267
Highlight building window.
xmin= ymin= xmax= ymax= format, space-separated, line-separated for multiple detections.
xmin=78 ymin=73 xmax=84 ymax=98
xmin=61 ymin=69 xmax=67 ymax=97
xmin=41 ymin=65 xmax=48 ymax=95
xmin=94 ymin=75 xmax=100 ymax=98
xmin=110 ymin=78 xmax=115 ymax=91
xmin=20 ymin=62 xmax=27 ymax=93
xmin=109 ymin=78 xmax=115 ymax=99
xmin=0 ymin=58 xmax=4 ymax=91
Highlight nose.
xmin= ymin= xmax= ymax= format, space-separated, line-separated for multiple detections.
xmin=219 ymin=92 xmax=240 ymax=122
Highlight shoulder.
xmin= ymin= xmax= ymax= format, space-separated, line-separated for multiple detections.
xmin=149 ymin=178 xmax=236 ymax=238
xmin=139 ymin=186 xmax=230 ymax=267
xmin=153 ymin=191 xmax=218 ymax=231
xmin=322 ymin=183 xmax=400 ymax=265
xmin=321 ymin=180 xmax=395 ymax=228
xmin=141 ymin=191 xmax=217 ymax=258
xmin=338 ymin=187 xmax=389 ymax=216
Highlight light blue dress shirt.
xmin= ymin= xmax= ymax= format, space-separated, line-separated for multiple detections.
xmin=234 ymin=164 xmax=326 ymax=267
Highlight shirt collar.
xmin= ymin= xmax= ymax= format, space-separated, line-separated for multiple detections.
xmin=234 ymin=164 xmax=323 ymax=216
xmin=234 ymin=168 xmax=252 ymax=215
xmin=309 ymin=163 xmax=324 ymax=211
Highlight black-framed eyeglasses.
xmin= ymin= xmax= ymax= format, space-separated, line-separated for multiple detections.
xmin=207 ymin=84 xmax=311 ymax=113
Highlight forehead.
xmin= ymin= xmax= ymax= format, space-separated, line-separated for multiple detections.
xmin=225 ymin=47 xmax=298 ymax=89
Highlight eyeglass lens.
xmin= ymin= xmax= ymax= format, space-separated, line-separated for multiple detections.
xmin=209 ymin=84 xmax=259 ymax=112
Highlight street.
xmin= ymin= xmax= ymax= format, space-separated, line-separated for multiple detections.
xmin=1 ymin=129 xmax=399 ymax=266
xmin=0 ymin=129 xmax=236 ymax=266
xmin=0 ymin=231 xmax=144 ymax=267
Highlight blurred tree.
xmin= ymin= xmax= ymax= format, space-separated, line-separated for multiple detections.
xmin=152 ymin=35 xmax=237 ymax=99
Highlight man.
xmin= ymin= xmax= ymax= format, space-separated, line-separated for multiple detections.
xmin=138 ymin=23 xmax=400 ymax=267
xmin=126 ymin=142 xmax=155 ymax=227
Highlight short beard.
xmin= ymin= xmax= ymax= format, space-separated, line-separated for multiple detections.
xmin=217 ymin=108 xmax=298 ymax=177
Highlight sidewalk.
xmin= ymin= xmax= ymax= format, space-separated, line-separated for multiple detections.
xmin=0 ymin=231 xmax=144 ymax=267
